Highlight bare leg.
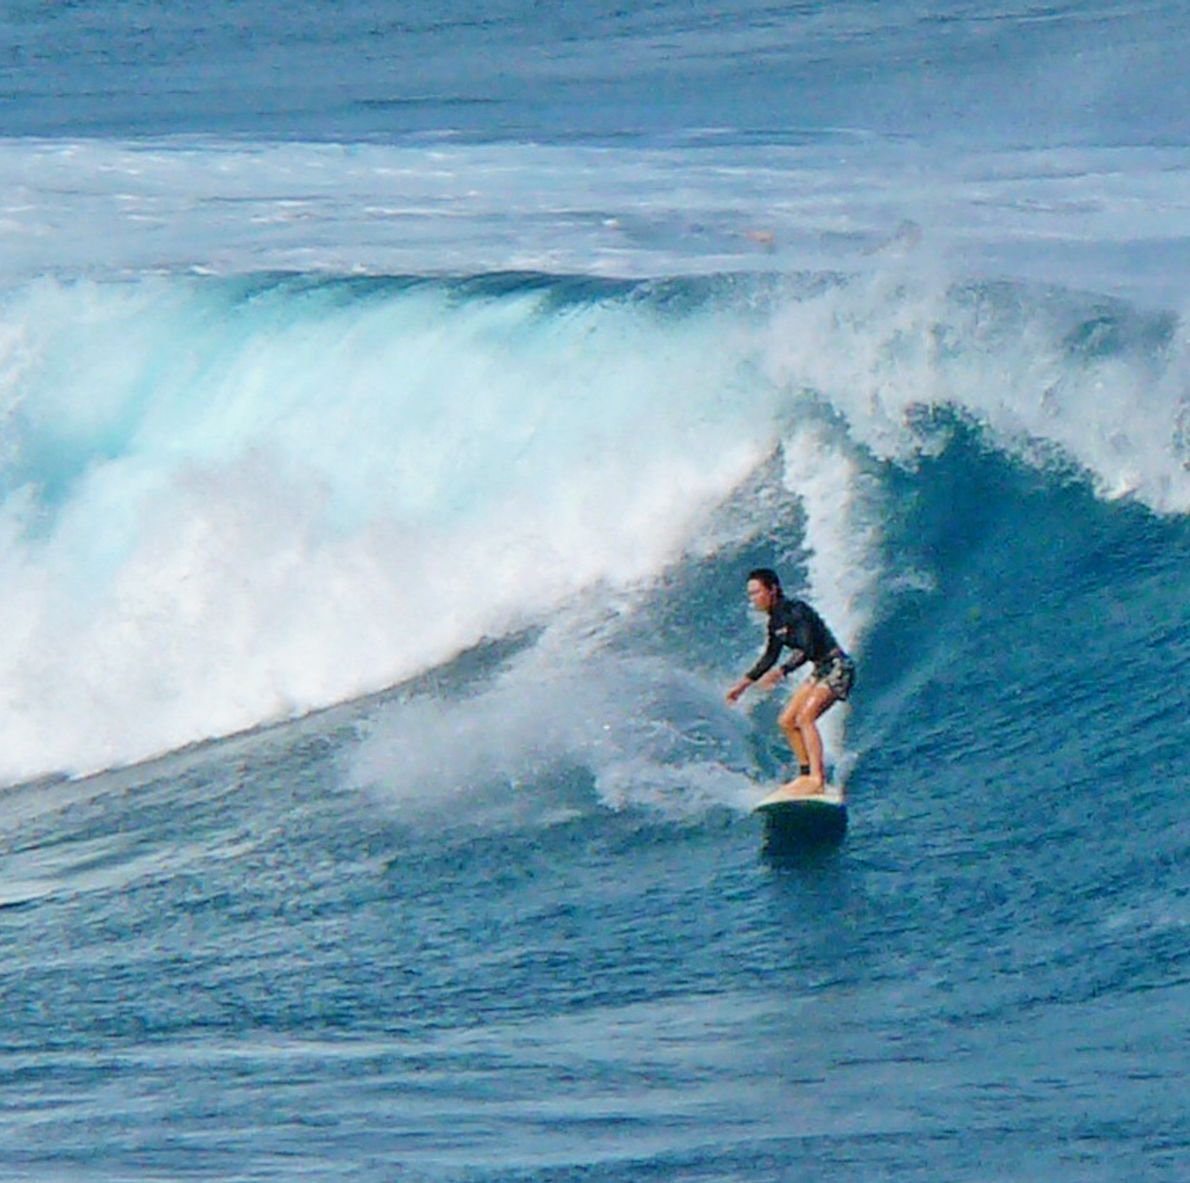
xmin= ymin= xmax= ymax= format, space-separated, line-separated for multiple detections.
xmin=784 ymin=682 xmax=839 ymax=796
xmin=777 ymin=682 xmax=812 ymax=772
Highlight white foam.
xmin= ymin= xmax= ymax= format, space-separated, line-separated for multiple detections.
xmin=762 ymin=270 xmax=1190 ymax=514
xmin=1 ymin=246 xmax=1186 ymax=780
xmin=2 ymin=137 xmax=1189 ymax=303
xmin=0 ymin=277 xmax=774 ymax=780
xmin=347 ymin=648 xmax=758 ymax=822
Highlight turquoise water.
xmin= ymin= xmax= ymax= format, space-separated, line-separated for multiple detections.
xmin=0 ymin=3 xmax=1187 ymax=1179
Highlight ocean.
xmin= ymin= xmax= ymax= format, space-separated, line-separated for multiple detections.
xmin=0 ymin=2 xmax=1187 ymax=1179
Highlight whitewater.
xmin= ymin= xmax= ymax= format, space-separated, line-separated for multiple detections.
xmin=0 ymin=2 xmax=1187 ymax=1180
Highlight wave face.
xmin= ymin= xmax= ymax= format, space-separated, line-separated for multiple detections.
xmin=1 ymin=355 xmax=1186 ymax=1178
xmin=1 ymin=270 xmax=1184 ymax=781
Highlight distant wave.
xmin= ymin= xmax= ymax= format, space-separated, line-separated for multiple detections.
xmin=4 ymin=137 xmax=1189 ymax=305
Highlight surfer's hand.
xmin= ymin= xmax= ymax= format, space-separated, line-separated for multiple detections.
xmin=726 ymin=679 xmax=751 ymax=704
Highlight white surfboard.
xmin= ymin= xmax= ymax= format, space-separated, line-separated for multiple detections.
xmin=755 ymin=784 xmax=845 ymax=810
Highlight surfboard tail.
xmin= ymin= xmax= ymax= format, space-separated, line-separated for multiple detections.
xmin=755 ymin=792 xmax=848 ymax=853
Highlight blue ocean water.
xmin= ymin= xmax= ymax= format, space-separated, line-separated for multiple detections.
xmin=1 ymin=2 xmax=1188 ymax=1179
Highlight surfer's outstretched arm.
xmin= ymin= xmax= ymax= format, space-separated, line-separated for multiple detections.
xmin=727 ymin=580 xmax=786 ymax=702
xmin=726 ymin=664 xmax=784 ymax=703
xmin=725 ymin=676 xmax=752 ymax=703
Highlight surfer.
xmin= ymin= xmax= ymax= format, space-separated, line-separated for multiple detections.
xmin=726 ymin=568 xmax=854 ymax=797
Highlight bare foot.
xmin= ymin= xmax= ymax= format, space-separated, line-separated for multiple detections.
xmin=780 ymin=775 xmax=826 ymax=798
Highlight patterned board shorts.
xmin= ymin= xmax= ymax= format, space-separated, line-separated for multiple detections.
xmin=811 ymin=651 xmax=856 ymax=701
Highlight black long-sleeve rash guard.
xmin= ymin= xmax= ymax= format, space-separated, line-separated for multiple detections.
xmin=746 ymin=596 xmax=841 ymax=682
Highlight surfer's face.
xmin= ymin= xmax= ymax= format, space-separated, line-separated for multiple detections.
xmin=747 ymin=578 xmax=777 ymax=613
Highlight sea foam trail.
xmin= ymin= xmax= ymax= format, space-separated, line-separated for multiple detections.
xmin=0 ymin=272 xmax=1185 ymax=782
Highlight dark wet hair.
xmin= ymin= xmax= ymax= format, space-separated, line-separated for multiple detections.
xmin=747 ymin=568 xmax=782 ymax=592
